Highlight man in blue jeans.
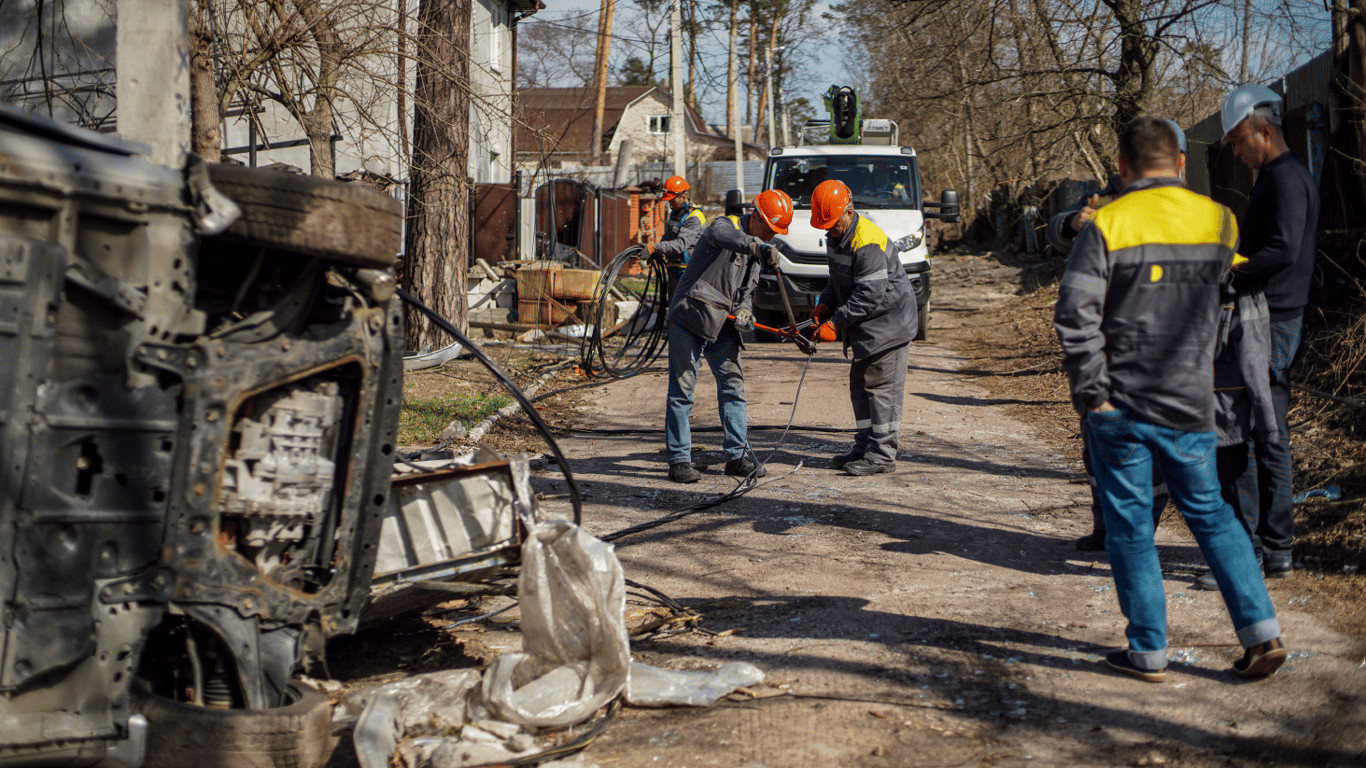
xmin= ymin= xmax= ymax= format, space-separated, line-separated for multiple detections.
xmin=663 ymin=189 xmax=793 ymax=483
xmin=1054 ymin=116 xmax=1287 ymax=682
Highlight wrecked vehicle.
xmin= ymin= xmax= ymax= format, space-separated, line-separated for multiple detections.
xmin=0 ymin=102 xmax=411 ymax=766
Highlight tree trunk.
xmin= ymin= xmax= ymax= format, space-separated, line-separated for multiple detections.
xmin=189 ymin=0 xmax=220 ymax=162
xmin=686 ymin=0 xmax=698 ymax=108
xmin=403 ymin=0 xmax=471 ymax=352
xmin=747 ymin=0 xmax=757 ymax=129
xmin=1110 ymin=0 xmax=1155 ymax=136
xmin=590 ymin=0 xmax=614 ymax=164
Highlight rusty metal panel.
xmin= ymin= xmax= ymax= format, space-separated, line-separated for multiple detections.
xmin=598 ymin=188 xmax=632 ymax=262
xmin=472 ymin=183 xmax=518 ymax=264
xmin=535 ymin=179 xmax=589 ymax=261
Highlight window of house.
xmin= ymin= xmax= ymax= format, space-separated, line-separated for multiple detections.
xmin=648 ymin=115 xmax=670 ymax=135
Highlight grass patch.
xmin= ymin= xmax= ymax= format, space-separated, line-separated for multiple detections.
xmin=399 ymin=391 xmax=513 ymax=445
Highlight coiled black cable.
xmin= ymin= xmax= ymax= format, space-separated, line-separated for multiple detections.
xmin=579 ymin=244 xmax=670 ymax=378
xmin=397 ymin=286 xmax=582 ymax=526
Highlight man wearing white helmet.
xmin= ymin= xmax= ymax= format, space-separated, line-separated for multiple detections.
xmin=1219 ymin=83 xmax=1319 ymax=580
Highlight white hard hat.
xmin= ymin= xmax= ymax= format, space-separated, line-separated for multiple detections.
xmin=1221 ymin=83 xmax=1282 ymax=142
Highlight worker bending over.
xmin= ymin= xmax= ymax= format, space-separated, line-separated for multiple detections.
xmin=664 ymin=189 xmax=792 ymax=483
xmin=807 ymin=179 xmax=918 ymax=476
xmin=1053 ymin=116 xmax=1285 ymax=682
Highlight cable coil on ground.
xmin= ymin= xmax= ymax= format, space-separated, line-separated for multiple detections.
xmin=579 ymin=244 xmax=670 ymax=378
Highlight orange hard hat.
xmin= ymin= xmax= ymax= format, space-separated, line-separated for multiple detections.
xmin=753 ymin=189 xmax=794 ymax=235
xmin=810 ymin=180 xmax=851 ymax=230
xmin=662 ymin=175 xmax=689 ymax=200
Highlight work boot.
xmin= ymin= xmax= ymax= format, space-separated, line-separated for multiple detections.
xmin=1075 ymin=531 xmax=1106 ymax=552
xmin=1264 ymin=555 xmax=1295 ymax=579
xmin=831 ymin=451 xmax=863 ymax=470
xmin=724 ymin=456 xmax=767 ymax=478
xmin=668 ymin=462 xmax=701 ymax=483
xmin=843 ymin=459 xmax=894 ymax=476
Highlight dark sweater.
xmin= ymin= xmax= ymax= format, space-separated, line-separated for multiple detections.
xmin=1233 ymin=151 xmax=1319 ymax=321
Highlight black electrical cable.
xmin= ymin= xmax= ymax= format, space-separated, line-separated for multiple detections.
xmin=397 ymin=286 xmax=582 ymax=526
xmin=601 ymin=353 xmax=815 ymax=546
xmin=580 ymin=244 xmax=670 ymax=378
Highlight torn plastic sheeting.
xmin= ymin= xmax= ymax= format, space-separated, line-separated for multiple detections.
xmin=478 ymin=520 xmax=631 ymax=727
xmin=345 ymin=669 xmax=482 ymax=768
xmin=624 ymin=661 xmax=764 ymax=707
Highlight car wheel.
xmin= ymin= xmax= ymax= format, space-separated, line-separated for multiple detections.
xmin=135 ymin=679 xmax=331 ymax=768
xmin=752 ymin=310 xmax=783 ymax=342
xmin=915 ymin=300 xmax=929 ymax=341
xmin=207 ymin=163 xmax=402 ymax=269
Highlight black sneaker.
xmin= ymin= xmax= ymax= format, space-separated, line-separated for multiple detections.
xmin=843 ymin=459 xmax=894 ymax=476
xmin=1075 ymin=531 xmax=1106 ymax=552
xmin=1104 ymin=650 xmax=1167 ymax=683
xmin=668 ymin=462 xmax=701 ymax=483
xmin=724 ymin=456 xmax=767 ymax=478
xmin=831 ymin=451 xmax=863 ymax=470
xmin=1234 ymin=638 xmax=1287 ymax=678
xmin=1264 ymin=559 xmax=1295 ymax=579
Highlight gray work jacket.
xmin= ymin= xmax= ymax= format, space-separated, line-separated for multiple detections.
xmin=667 ymin=214 xmax=763 ymax=342
xmin=817 ymin=212 xmax=916 ymax=360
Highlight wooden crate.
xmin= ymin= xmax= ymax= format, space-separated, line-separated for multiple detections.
xmin=553 ymin=268 xmax=601 ymax=301
xmin=517 ymin=298 xmax=577 ymax=326
xmin=515 ymin=266 xmax=557 ymax=304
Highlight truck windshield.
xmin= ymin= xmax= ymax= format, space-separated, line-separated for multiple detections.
xmin=767 ymin=156 xmax=920 ymax=211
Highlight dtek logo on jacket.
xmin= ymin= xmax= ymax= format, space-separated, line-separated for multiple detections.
xmin=1090 ymin=184 xmax=1236 ymax=286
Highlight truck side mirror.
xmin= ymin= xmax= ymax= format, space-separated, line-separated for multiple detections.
xmin=724 ymin=189 xmax=748 ymax=217
xmin=923 ymin=189 xmax=960 ymax=223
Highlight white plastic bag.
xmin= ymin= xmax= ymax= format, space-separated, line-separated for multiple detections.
xmin=479 ymin=520 xmax=630 ymax=726
xmin=624 ymin=661 xmax=764 ymax=707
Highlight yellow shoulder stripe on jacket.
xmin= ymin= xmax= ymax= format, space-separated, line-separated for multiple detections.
xmin=688 ymin=209 xmax=707 ymax=225
xmin=850 ymin=215 xmax=889 ymax=252
xmin=1092 ymin=186 xmax=1238 ymax=251
xmin=725 ymin=215 xmax=741 ymax=229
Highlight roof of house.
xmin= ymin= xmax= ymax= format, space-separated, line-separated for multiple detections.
xmin=515 ymin=86 xmax=716 ymax=157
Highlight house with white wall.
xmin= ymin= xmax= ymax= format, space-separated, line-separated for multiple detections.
xmin=514 ymin=85 xmax=762 ymax=182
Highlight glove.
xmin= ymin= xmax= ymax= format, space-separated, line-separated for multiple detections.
xmin=813 ymin=321 xmax=838 ymax=343
xmin=733 ymin=309 xmax=755 ymax=332
xmin=750 ymin=241 xmax=780 ymax=269
xmin=644 ymin=241 xmax=655 ymax=256
xmin=810 ymin=303 xmax=832 ymax=324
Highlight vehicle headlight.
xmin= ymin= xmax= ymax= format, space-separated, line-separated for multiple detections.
xmin=894 ymin=228 xmax=924 ymax=252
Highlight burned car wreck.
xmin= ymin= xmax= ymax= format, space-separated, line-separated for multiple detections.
xmin=0 ymin=103 xmax=410 ymax=766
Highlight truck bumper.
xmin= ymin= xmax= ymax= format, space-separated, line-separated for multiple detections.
xmin=754 ymin=263 xmax=931 ymax=317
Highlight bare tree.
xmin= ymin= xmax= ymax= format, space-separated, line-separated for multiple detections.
xmin=403 ymin=0 xmax=471 ymax=349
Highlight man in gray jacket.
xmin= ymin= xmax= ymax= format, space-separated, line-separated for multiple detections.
xmin=1054 ymin=116 xmax=1285 ymax=682
xmin=807 ymin=179 xmax=918 ymax=476
xmin=664 ymin=189 xmax=792 ymax=483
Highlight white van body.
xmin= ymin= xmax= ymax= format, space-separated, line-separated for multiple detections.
xmin=755 ymin=144 xmax=932 ymax=340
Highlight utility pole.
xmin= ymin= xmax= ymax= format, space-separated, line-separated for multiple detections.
xmin=765 ymin=46 xmax=777 ymax=150
xmin=117 ymin=0 xmax=191 ymax=167
xmin=728 ymin=0 xmax=744 ymax=197
xmin=670 ymin=0 xmax=684 ymax=176
xmin=590 ymin=0 xmax=614 ymax=166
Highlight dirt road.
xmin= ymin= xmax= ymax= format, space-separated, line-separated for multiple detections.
xmin=518 ymin=255 xmax=1365 ymax=767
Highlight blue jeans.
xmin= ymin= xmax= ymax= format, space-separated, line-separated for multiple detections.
xmin=1086 ymin=408 xmax=1280 ymax=669
xmin=665 ymin=321 xmax=749 ymax=466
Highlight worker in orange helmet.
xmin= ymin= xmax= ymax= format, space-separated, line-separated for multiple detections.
xmin=808 ymin=179 xmax=918 ymax=476
xmin=663 ymin=188 xmax=792 ymax=483
xmin=649 ymin=175 xmax=707 ymax=299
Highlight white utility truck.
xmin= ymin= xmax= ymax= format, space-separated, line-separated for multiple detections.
xmin=746 ymin=86 xmax=959 ymax=341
